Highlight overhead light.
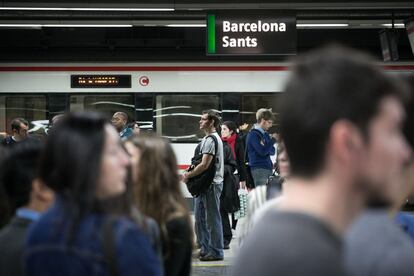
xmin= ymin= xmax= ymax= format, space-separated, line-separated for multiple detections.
xmin=296 ymin=23 xmax=349 ymax=28
xmin=166 ymin=24 xmax=206 ymax=27
xmin=0 ymin=24 xmax=42 ymax=28
xmin=0 ymin=7 xmax=174 ymax=11
xmin=381 ymin=23 xmax=405 ymax=28
xmin=42 ymin=24 xmax=133 ymax=27
xmin=0 ymin=24 xmax=132 ymax=28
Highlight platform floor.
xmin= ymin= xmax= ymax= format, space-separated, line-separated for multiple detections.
xmin=190 ymin=219 xmax=238 ymax=276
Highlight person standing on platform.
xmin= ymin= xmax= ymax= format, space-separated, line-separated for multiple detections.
xmin=221 ymin=121 xmax=248 ymax=231
xmin=2 ymin=118 xmax=29 ymax=147
xmin=125 ymin=134 xmax=193 ymax=276
xmin=232 ymin=45 xmax=409 ymax=276
xmin=220 ymin=137 xmax=239 ymax=249
xmin=183 ymin=110 xmax=224 ymax=261
xmin=246 ymin=109 xmax=277 ymax=187
xmin=128 ymin=121 xmax=141 ymax=135
xmin=111 ymin=111 xmax=133 ymax=140
xmin=0 ymin=140 xmax=54 ymax=276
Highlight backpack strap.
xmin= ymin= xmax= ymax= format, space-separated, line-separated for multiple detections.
xmin=208 ymin=134 xmax=219 ymax=164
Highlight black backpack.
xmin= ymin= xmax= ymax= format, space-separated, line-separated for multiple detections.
xmin=186 ymin=135 xmax=219 ymax=197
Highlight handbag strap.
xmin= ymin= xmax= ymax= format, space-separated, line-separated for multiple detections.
xmin=102 ymin=216 xmax=119 ymax=276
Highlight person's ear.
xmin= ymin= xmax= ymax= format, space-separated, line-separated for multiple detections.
xmin=329 ymin=120 xmax=364 ymax=169
xmin=31 ymin=178 xmax=54 ymax=203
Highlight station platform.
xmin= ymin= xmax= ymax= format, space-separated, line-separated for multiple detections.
xmin=191 ymin=236 xmax=237 ymax=276
xmin=190 ymin=214 xmax=238 ymax=276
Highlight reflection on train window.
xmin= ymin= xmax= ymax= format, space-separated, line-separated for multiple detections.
xmin=0 ymin=96 xmax=47 ymax=135
xmin=69 ymin=95 xmax=134 ymax=122
xmin=241 ymin=94 xmax=281 ymax=133
xmin=155 ymin=95 xmax=219 ymax=142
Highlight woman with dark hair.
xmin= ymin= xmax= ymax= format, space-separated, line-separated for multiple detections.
xmin=221 ymin=121 xmax=249 ymax=231
xmin=221 ymin=121 xmax=248 ymax=190
xmin=124 ymin=134 xmax=193 ymax=276
xmin=25 ymin=112 xmax=162 ymax=276
xmin=220 ymin=137 xmax=239 ymax=249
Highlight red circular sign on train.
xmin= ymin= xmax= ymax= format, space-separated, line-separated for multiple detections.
xmin=139 ymin=76 xmax=149 ymax=86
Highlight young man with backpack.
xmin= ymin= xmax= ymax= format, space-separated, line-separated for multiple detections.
xmin=183 ymin=110 xmax=224 ymax=261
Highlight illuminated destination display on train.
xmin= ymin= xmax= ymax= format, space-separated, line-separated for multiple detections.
xmin=71 ymin=75 xmax=131 ymax=88
xmin=207 ymin=12 xmax=296 ymax=55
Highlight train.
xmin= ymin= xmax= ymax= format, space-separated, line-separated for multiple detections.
xmin=1 ymin=62 xmax=413 ymax=196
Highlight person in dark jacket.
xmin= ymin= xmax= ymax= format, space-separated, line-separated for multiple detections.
xmin=222 ymin=121 xmax=249 ymax=229
xmin=222 ymin=121 xmax=249 ymax=189
xmin=0 ymin=140 xmax=54 ymax=276
xmin=25 ymin=112 xmax=162 ymax=276
xmin=220 ymin=140 xmax=239 ymax=249
xmin=2 ymin=118 xmax=29 ymax=147
xmin=125 ymin=133 xmax=193 ymax=276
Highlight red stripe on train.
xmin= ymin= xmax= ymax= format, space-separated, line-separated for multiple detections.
xmin=0 ymin=65 xmax=413 ymax=72
xmin=0 ymin=66 xmax=289 ymax=72
xmin=178 ymin=165 xmax=189 ymax=170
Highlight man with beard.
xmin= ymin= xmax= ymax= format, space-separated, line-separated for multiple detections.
xmin=344 ymin=77 xmax=414 ymax=276
xmin=232 ymin=46 xmax=410 ymax=276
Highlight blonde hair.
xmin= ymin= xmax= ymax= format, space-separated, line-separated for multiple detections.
xmin=256 ymin=108 xmax=275 ymax=123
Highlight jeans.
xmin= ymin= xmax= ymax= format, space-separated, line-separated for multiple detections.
xmin=251 ymin=168 xmax=272 ymax=187
xmin=194 ymin=183 xmax=224 ymax=258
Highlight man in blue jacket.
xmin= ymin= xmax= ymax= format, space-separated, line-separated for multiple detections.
xmin=246 ymin=108 xmax=277 ymax=187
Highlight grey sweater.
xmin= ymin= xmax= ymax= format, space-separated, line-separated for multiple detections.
xmin=232 ymin=210 xmax=347 ymax=276
xmin=345 ymin=209 xmax=414 ymax=276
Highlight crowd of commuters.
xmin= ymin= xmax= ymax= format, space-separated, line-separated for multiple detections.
xmin=0 ymin=111 xmax=188 ymax=276
xmin=1 ymin=44 xmax=414 ymax=276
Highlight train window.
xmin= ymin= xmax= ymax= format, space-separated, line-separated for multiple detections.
xmin=155 ymin=94 xmax=220 ymax=142
xmin=241 ymin=93 xmax=281 ymax=133
xmin=0 ymin=95 xmax=47 ymax=136
xmin=69 ymin=94 xmax=135 ymax=122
